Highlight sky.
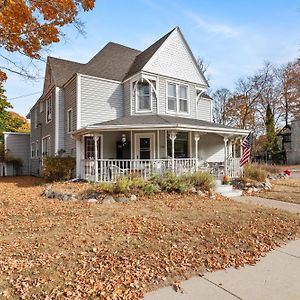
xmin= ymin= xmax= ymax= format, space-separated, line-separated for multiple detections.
xmin=3 ymin=0 xmax=300 ymax=117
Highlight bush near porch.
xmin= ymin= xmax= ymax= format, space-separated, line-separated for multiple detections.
xmin=99 ymin=171 xmax=216 ymax=195
xmin=242 ymin=163 xmax=281 ymax=182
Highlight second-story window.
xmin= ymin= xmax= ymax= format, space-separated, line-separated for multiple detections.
xmin=46 ymin=97 xmax=52 ymax=123
xmin=34 ymin=107 xmax=38 ymax=128
xmin=137 ymin=81 xmax=151 ymax=111
xmin=167 ymin=83 xmax=189 ymax=114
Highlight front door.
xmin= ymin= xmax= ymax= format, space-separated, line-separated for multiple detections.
xmin=135 ymin=134 xmax=155 ymax=159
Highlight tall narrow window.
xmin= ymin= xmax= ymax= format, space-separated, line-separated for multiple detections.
xmin=167 ymin=83 xmax=177 ymax=111
xmin=34 ymin=108 xmax=38 ymax=128
xmin=137 ymin=81 xmax=151 ymax=111
xmin=67 ymin=109 xmax=72 ymax=133
xmin=179 ymin=86 xmax=188 ymax=112
xmin=42 ymin=136 xmax=50 ymax=157
xmin=36 ymin=141 xmax=39 ymax=158
xmin=46 ymin=97 xmax=52 ymax=123
xmin=31 ymin=142 xmax=36 ymax=158
xmin=84 ymin=137 xmax=101 ymax=159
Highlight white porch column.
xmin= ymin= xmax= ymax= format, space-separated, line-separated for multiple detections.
xmin=240 ymin=137 xmax=243 ymax=158
xmin=94 ymin=135 xmax=99 ymax=182
xmin=224 ymin=137 xmax=228 ymax=175
xmin=194 ymin=133 xmax=200 ymax=171
xmin=233 ymin=139 xmax=237 ymax=159
xmin=157 ymin=130 xmax=160 ymax=159
xmin=76 ymin=138 xmax=81 ymax=178
xmin=169 ymin=132 xmax=177 ymax=173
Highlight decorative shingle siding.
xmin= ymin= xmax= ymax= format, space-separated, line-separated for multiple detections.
xmin=64 ymin=76 xmax=77 ymax=156
xmin=80 ymin=75 xmax=123 ymax=127
xmin=143 ymin=29 xmax=206 ymax=85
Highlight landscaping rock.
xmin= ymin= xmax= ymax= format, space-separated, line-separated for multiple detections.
xmin=87 ymin=198 xmax=98 ymax=203
xmin=62 ymin=194 xmax=73 ymax=201
xmin=190 ymin=187 xmax=197 ymax=194
xmin=115 ymin=196 xmax=130 ymax=203
xmin=103 ymin=195 xmax=116 ymax=204
xmin=130 ymin=194 xmax=137 ymax=202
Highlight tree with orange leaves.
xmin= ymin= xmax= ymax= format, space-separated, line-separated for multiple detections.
xmin=0 ymin=0 xmax=95 ymax=82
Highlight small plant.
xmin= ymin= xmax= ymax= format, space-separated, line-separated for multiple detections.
xmin=243 ymin=164 xmax=267 ymax=182
xmin=43 ymin=156 xmax=75 ymax=181
xmin=185 ymin=172 xmax=215 ymax=191
xmin=142 ymin=183 xmax=160 ymax=195
xmin=98 ymin=182 xmax=114 ymax=193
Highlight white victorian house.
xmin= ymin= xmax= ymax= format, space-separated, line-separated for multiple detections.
xmin=28 ymin=27 xmax=249 ymax=181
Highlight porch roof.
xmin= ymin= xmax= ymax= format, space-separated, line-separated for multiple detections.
xmin=74 ymin=115 xmax=250 ymax=136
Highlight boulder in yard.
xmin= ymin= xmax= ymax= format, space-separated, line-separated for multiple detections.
xmin=103 ymin=195 xmax=116 ymax=204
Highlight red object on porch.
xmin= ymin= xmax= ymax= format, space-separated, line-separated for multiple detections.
xmin=284 ymin=169 xmax=291 ymax=176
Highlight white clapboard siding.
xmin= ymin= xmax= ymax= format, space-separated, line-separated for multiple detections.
xmin=4 ymin=133 xmax=30 ymax=175
xmin=80 ymin=75 xmax=123 ymax=127
xmin=199 ymin=133 xmax=224 ymax=162
xmin=143 ymin=29 xmax=207 ymax=85
xmin=198 ymin=98 xmax=212 ymax=122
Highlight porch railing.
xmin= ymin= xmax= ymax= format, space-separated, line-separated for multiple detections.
xmin=81 ymin=158 xmax=242 ymax=182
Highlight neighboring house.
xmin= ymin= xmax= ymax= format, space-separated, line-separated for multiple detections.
xmin=0 ymin=132 xmax=30 ymax=176
xmin=27 ymin=27 xmax=249 ymax=181
xmin=278 ymin=120 xmax=300 ymax=164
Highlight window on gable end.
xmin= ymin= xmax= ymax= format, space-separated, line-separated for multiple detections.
xmin=179 ymin=85 xmax=188 ymax=113
xmin=137 ymin=81 xmax=151 ymax=111
xmin=46 ymin=97 xmax=52 ymax=123
xmin=67 ymin=109 xmax=73 ymax=133
xmin=167 ymin=83 xmax=177 ymax=111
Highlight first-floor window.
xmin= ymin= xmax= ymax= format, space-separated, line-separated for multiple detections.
xmin=36 ymin=141 xmax=39 ymax=158
xmin=31 ymin=142 xmax=36 ymax=158
xmin=42 ymin=136 xmax=50 ymax=157
xmin=84 ymin=136 xmax=101 ymax=159
xmin=167 ymin=132 xmax=189 ymax=158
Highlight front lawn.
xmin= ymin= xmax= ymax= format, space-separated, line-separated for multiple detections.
xmin=258 ymin=178 xmax=300 ymax=204
xmin=0 ymin=176 xmax=299 ymax=299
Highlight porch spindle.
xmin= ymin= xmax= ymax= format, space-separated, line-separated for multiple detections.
xmin=169 ymin=132 xmax=177 ymax=173
xmin=224 ymin=137 xmax=228 ymax=175
xmin=194 ymin=133 xmax=200 ymax=171
xmin=94 ymin=135 xmax=99 ymax=182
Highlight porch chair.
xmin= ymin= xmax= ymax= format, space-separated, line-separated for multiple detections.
xmin=108 ymin=164 xmax=129 ymax=182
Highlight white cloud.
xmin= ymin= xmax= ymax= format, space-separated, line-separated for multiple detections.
xmin=187 ymin=12 xmax=240 ymax=38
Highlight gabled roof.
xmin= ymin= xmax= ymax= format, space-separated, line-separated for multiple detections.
xmin=124 ymin=28 xmax=176 ymax=80
xmin=48 ymin=57 xmax=83 ymax=87
xmin=201 ymin=93 xmax=212 ymax=100
xmin=79 ymin=42 xmax=141 ymax=82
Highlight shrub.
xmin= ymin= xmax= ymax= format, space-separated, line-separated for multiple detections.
xmin=43 ymin=156 xmax=75 ymax=181
xmin=258 ymin=163 xmax=280 ymax=174
xmin=142 ymin=183 xmax=160 ymax=195
xmin=98 ymin=182 xmax=114 ymax=193
xmin=185 ymin=172 xmax=215 ymax=191
xmin=243 ymin=164 xmax=267 ymax=182
xmin=115 ymin=177 xmax=131 ymax=194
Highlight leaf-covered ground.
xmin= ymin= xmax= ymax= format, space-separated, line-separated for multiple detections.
xmin=258 ymin=178 xmax=300 ymax=204
xmin=0 ymin=177 xmax=299 ymax=299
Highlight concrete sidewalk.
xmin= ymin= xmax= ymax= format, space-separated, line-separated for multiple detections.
xmin=231 ymin=195 xmax=300 ymax=214
xmin=144 ymin=239 xmax=300 ymax=300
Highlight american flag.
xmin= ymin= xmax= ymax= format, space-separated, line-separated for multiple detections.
xmin=240 ymin=133 xmax=252 ymax=167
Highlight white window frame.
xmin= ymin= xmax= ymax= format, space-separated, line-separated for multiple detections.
xmin=31 ymin=142 xmax=36 ymax=158
xmin=134 ymin=81 xmax=153 ymax=113
xmin=42 ymin=135 xmax=51 ymax=157
xmin=36 ymin=140 xmax=39 ymax=158
xmin=67 ymin=108 xmax=73 ymax=133
xmin=46 ymin=97 xmax=52 ymax=124
xmin=40 ymin=101 xmax=43 ymax=113
xmin=166 ymin=81 xmax=190 ymax=115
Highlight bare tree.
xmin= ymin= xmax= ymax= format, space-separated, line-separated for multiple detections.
xmin=212 ymin=88 xmax=232 ymax=125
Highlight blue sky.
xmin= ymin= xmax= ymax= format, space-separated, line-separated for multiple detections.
xmin=4 ymin=0 xmax=300 ymax=117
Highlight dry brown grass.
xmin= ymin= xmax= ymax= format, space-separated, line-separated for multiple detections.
xmin=258 ymin=178 xmax=300 ymax=204
xmin=0 ymin=176 xmax=299 ymax=299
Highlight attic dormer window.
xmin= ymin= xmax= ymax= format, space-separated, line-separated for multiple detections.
xmin=136 ymin=81 xmax=151 ymax=112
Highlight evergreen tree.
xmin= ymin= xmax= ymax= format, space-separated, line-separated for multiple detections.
xmin=265 ymin=104 xmax=279 ymax=153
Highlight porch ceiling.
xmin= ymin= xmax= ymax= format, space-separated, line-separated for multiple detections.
xmin=73 ymin=114 xmax=250 ymax=137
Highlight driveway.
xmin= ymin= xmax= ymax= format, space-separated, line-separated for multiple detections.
xmin=144 ymin=239 xmax=300 ymax=300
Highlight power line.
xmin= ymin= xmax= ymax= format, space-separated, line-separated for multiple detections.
xmin=9 ymin=91 xmax=42 ymax=101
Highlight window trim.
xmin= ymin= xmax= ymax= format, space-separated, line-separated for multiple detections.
xmin=34 ymin=107 xmax=38 ymax=128
xmin=83 ymin=134 xmax=103 ymax=159
xmin=31 ymin=142 xmax=36 ymax=158
xmin=45 ymin=97 xmax=52 ymax=124
xmin=134 ymin=80 xmax=153 ymax=113
xmin=67 ymin=108 xmax=73 ymax=133
xmin=166 ymin=81 xmax=190 ymax=115
xmin=42 ymin=135 xmax=51 ymax=157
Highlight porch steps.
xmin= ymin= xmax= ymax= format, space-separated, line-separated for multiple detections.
xmin=215 ymin=180 xmax=243 ymax=198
